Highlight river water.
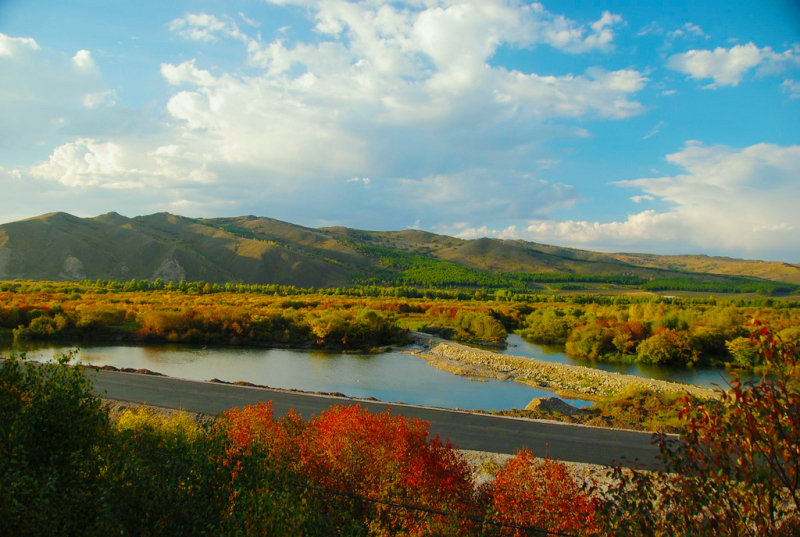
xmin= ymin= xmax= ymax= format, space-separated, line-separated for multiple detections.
xmin=0 ymin=342 xmax=593 ymax=411
xmin=493 ymin=334 xmax=763 ymax=389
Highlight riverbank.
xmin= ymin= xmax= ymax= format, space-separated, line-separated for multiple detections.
xmin=407 ymin=332 xmax=717 ymax=401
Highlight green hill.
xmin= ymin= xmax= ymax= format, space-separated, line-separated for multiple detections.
xmin=1 ymin=211 xmax=798 ymax=293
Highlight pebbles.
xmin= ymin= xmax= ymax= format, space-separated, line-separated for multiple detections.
xmin=419 ymin=340 xmax=716 ymax=400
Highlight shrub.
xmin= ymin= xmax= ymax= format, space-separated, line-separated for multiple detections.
xmin=298 ymin=405 xmax=476 ymax=536
xmin=636 ymin=328 xmax=698 ymax=365
xmin=599 ymin=327 xmax=800 ymax=536
xmin=0 ymin=352 xmax=112 ymax=535
xmin=566 ymin=321 xmax=616 ymax=359
xmin=486 ymin=450 xmax=599 ymax=535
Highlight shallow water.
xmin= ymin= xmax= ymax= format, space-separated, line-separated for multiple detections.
xmin=493 ymin=334 xmax=763 ymax=389
xmin=1 ymin=342 xmax=593 ymax=411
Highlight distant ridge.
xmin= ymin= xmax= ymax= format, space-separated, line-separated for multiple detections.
xmin=1 ymin=211 xmax=798 ymax=288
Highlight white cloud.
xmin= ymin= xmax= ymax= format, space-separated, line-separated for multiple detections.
xmin=635 ymin=21 xmax=662 ymax=37
xmin=667 ymin=43 xmax=799 ymax=87
xmin=0 ymin=35 xmax=123 ymax=153
xmin=29 ymin=138 xmax=127 ymax=187
xmin=667 ymin=22 xmax=708 ymax=40
xmin=150 ymin=2 xmax=645 ymax=193
xmin=458 ymin=142 xmax=800 ymax=258
xmin=643 ymin=120 xmax=665 ymax=139
xmin=1 ymin=3 xmax=643 ymax=229
xmin=72 ymin=49 xmax=97 ymax=70
xmin=169 ymin=13 xmax=247 ymax=43
xmin=347 ymin=176 xmax=371 ymax=186
xmin=238 ymin=12 xmax=260 ymax=28
xmin=0 ymin=33 xmax=39 ymax=56
xmin=82 ymin=90 xmax=117 ymax=108
xmin=782 ymin=79 xmax=800 ymax=99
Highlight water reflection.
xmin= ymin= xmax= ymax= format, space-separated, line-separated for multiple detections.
xmin=0 ymin=342 xmax=593 ymax=411
xmin=493 ymin=334 xmax=762 ymax=389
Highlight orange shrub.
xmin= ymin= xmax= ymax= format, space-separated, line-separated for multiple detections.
xmin=488 ymin=450 xmax=599 ymax=535
xmin=298 ymin=405 xmax=476 ymax=535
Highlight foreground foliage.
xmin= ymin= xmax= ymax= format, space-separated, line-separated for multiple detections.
xmin=0 ymin=352 xmax=597 ymax=536
xmin=599 ymin=327 xmax=800 ymax=536
xmin=3 ymin=333 xmax=799 ymax=535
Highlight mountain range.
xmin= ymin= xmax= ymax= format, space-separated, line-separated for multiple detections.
xmin=1 ymin=212 xmax=799 ymax=289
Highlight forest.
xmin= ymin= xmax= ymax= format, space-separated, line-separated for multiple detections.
xmin=1 ymin=279 xmax=799 ymax=369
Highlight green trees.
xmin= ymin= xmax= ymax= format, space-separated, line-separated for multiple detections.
xmin=522 ymin=307 xmax=583 ymax=344
xmin=636 ymin=329 xmax=698 ymax=365
xmin=453 ymin=311 xmax=507 ymax=343
xmin=565 ymin=322 xmax=616 ymax=360
xmin=599 ymin=328 xmax=800 ymax=536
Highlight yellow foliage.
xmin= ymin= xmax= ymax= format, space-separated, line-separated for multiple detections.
xmin=116 ymin=408 xmax=203 ymax=444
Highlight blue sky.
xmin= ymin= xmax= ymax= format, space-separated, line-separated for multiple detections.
xmin=1 ymin=0 xmax=799 ymax=261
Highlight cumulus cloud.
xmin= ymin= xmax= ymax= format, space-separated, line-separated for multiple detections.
xmin=457 ymin=142 xmax=800 ymax=259
xmin=0 ymin=33 xmax=125 ymax=155
xmin=0 ymin=33 xmax=40 ymax=56
xmin=667 ymin=43 xmax=800 ymax=87
xmin=1 ymin=2 xmax=642 ymax=229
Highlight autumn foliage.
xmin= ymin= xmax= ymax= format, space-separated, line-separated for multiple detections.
xmin=599 ymin=325 xmax=800 ymax=536
xmin=487 ymin=450 xmax=600 ymax=535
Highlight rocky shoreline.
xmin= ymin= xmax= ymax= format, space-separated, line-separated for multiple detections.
xmin=407 ymin=332 xmax=716 ymax=401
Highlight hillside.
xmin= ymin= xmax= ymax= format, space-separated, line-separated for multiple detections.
xmin=0 ymin=211 xmax=799 ymax=292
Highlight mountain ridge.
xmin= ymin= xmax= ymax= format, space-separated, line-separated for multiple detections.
xmin=1 ymin=211 xmax=799 ymax=288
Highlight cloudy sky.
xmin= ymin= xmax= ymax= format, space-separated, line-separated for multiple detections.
xmin=1 ymin=0 xmax=799 ymax=261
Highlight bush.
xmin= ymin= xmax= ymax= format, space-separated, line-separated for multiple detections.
xmin=636 ymin=328 xmax=698 ymax=365
xmin=599 ymin=327 xmax=800 ymax=536
xmin=566 ymin=321 xmax=616 ymax=360
xmin=486 ymin=450 xmax=599 ymax=535
xmin=0 ymin=352 xmax=112 ymax=535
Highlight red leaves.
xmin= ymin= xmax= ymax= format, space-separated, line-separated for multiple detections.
xmin=212 ymin=404 xmax=597 ymax=535
xmin=214 ymin=402 xmax=477 ymax=534
xmin=487 ymin=450 xmax=600 ymax=535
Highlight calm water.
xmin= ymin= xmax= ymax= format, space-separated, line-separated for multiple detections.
xmin=494 ymin=334 xmax=763 ymax=389
xmin=1 ymin=342 xmax=593 ymax=411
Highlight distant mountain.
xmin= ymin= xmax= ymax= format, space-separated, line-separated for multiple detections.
xmin=1 ymin=211 xmax=799 ymax=289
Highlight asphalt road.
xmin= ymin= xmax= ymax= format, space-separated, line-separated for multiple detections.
xmin=89 ymin=369 xmax=664 ymax=467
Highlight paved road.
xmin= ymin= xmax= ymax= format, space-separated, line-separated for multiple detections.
xmin=89 ymin=369 xmax=664 ymax=467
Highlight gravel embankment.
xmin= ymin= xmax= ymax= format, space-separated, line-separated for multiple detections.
xmin=408 ymin=332 xmax=716 ymax=400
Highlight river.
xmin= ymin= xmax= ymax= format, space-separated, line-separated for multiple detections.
xmin=1 ymin=342 xmax=593 ymax=411
xmin=491 ymin=334 xmax=763 ymax=389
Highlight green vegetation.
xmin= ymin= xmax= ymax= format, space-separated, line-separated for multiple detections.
xmin=518 ymin=300 xmax=800 ymax=368
xmin=598 ymin=329 xmax=800 ymax=536
xmin=3 ymin=279 xmax=800 ymax=364
xmin=2 ymin=211 xmax=798 ymax=295
xmin=642 ymin=277 xmax=798 ymax=295
xmin=495 ymin=386 xmax=704 ymax=433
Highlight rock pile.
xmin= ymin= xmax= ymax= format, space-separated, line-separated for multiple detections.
xmin=423 ymin=341 xmax=715 ymax=400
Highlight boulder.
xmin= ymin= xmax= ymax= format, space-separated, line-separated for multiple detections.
xmin=525 ymin=396 xmax=584 ymax=416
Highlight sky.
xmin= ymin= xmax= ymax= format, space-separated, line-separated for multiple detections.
xmin=1 ymin=0 xmax=799 ymax=261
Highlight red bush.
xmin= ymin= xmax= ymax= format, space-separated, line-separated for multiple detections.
xmin=488 ymin=450 xmax=599 ymax=535
xmin=298 ymin=405 xmax=476 ymax=535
